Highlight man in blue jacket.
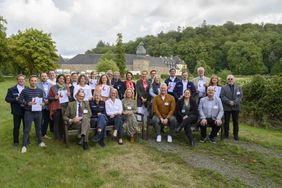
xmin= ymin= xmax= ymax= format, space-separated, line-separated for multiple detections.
xmin=5 ymin=74 xmax=27 ymax=146
xmin=173 ymin=71 xmax=196 ymax=100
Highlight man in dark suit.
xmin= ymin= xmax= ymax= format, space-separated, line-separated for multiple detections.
xmin=173 ymin=71 xmax=196 ymax=100
xmin=63 ymin=89 xmax=91 ymax=150
xmin=220 ymin=75 xmax=243 ymax=141
xmin=5 ymin=74 xmax=27 ymax=146
xmin=164 ymin=68 xmax=180 ymax=97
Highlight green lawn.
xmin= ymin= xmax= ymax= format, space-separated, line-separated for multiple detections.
xmin=0 ymin=80 xmax=281 ymax=188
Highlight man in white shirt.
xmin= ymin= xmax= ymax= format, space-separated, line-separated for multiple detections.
xmin=47 ymin=70 xmax=56 ymax=86
xmin=192 ymin=67 xmax=210 ymax=103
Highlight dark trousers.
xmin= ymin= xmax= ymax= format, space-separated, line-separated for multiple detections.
xmin=182 ymin=115 xmax=198 ymax=145
xmin=49 ymin=119 xmax=54 ymax=133
xmin=53 ymin=109 xmax=64 ymax=140
xmin=41 ymin=109 xmax=50 ymax=136
xmin=92 ymin=114 xmax=108 ymax=138
xmin=23 ymin=111 xmax=42 ymax=147
xmin=13 ymin=114 xmax=25 ymax=144
xmin=200 ymin=118 xmax=221 ymax=139
xmin=108 ymin=114 xmax=123 ymax=138
xmin=152 ymin=115 xmax=177 ymax=136
xmin=224 ymin=111 xmax=239 ymax=138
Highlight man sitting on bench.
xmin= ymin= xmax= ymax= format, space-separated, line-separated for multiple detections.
xmin=63 ymin=89 xmax=91 ymax=150
xmin=198 ymin=86 xmax=224 ymax=144
xmin=152 ymin=83 xmax=177 ymax=143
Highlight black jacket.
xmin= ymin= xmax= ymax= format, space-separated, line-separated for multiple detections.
xmin=175 ymin=98 xmax=198 ymax=123
xmin=5 ymin=85 xmax=27 ymax=116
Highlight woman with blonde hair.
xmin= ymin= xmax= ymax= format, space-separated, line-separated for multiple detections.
xmin=122 ymin=88 xmax=140 ymax=143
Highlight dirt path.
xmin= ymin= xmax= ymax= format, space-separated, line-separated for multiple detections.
xmin=146 ymin=139 xmax=280 ymax=188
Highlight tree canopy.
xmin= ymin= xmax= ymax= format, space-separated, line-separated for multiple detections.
xmin=9 ymin=28 xmax=59 ymax=75
xmin=86 ymin=21 xmax=282 ymax=75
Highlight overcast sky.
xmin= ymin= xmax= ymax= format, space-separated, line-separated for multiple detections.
xmin=1 ymin=0 xmax=282 ymax=58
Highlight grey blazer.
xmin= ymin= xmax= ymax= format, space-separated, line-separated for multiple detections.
xmin=198 ymin=96 xmax=224 ymax=120
xmin=220 ymin=84 xmax=243 ymax=111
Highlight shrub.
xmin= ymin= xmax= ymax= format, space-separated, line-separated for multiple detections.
xmin=241 ymin=75 xmax=282 ymax=129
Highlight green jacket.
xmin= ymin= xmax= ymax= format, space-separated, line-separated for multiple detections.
xmin=63 ymin=101 xmax=91 ymax=123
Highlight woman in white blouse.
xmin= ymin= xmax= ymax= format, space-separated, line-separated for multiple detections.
xmin=73 ymin=75 xmax=93 ymax=101
xmin=105 ymin=88 xmax=124 ymax=144
xmin=208 ymin=75 xmax=222 ymax=98
xmin=95 ymin=74 xmax=111 ymax=101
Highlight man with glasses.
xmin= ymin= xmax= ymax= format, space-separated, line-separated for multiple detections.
xmin=63 ymin=89 xmax=91 ymax=150
xmin=220 ymin=75 xmax=243 ymax=141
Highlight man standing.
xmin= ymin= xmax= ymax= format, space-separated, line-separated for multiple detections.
xmin=165 ymin=68 xmax=180 ymax=97
xmin=47 ymin=70 xmax=56 ymax=86
xmin=192 ymin=67 xmax=210 ymax=103
xmin=113 ymin=71 xmax=124 ymax=99
xmin=63 ymin=90 xmax=91 ymax=150
xmin=198 ymin=86 xmax=224 ymax=143
xmin=19 ymin=75 xmax=47 ymax=153
xmin=173 ymin=71 xmax=196 ymax=100
xmin=5 ymin=74 xmax=27 ymax=146
xmin=152 ymin=83 xmax=177 ymax=143
xmin=220 ymin=75 xmax=243 ymax=141
xmin=37 ymin=72 xmax=52 ymax=139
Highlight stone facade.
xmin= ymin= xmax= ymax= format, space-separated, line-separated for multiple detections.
xmin=59 ymin=42 xmax=186 ymax=75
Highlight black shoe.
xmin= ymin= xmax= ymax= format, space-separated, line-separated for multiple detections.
xmin=234 ymin=136 xmax=239 ymax=141
xmin=208 ymin=135 xmax=216 ymax=144
xmin=224 ymin=134 xmax=229 ymax=139
xmin=175 ymin=126 xmax=182 ymax=133
xmin=13 ymin=142 xmax=19 ymax=147
xmin=92 ymin=132 xmax=102 ymax=142
xmin=77 ymin=138 xmax=83 ymax=145
xmin=83 ymin=142 xmax=89 ymax=150
xmin=200 ymin=137 xmax=206 ymax=143
xmin=98 ymin=139 xmax=106 ymax=148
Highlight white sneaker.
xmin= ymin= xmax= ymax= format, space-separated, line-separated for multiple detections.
xmin=167 ymin=135 xmax=172 ymax=143
xmin=39 ymin=142 xmax=47 ymax=147
xmin=156 ymin=135 xmax=161 ymax=143
xmin=21 ymin=146 xmax=27 ymax=153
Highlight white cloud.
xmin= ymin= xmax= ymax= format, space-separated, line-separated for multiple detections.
xmin=0 ymin=0 xmax=282 ymax=57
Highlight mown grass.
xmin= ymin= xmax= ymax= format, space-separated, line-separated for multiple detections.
xmin=1 ymin=79 xmax=281 ymax=187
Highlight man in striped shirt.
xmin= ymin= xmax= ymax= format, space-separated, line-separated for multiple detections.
xmin=19 ymin=75 xmax=47 ymax=153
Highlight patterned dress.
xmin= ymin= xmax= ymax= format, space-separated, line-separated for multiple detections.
xmin=122 ymin=98 xmax=140 ymax=136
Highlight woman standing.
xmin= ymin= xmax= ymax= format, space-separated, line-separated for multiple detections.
xmin=73 ymin=75 xmax=93 ymax=101
xmin=122 ymin=88 xmax=140 ymax=143
xmin=208 ymin=75 xmax=221 ymax=98
xmin=136 ymin=70 xmax=149 ymax=124
xmin=48 ymin=74 xmax=70 ymax=142
xmin=176 ymin=89 xmax=198 ymax=147
xmin=89 ymin=71 xmax=97 ymax=94
xmin=95 ymin=74 xmax=111 ymax=101
xmin=105 ymin=88 xmax=124 ymax=145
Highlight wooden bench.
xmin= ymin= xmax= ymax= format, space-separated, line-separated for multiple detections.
xmin=64 ymin=112 xmax=144 ymax=146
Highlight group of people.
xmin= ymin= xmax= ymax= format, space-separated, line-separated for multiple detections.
xmin=5 ymin=67 xmax=243 ymax=153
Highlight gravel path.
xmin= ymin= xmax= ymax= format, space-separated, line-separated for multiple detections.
xmin=147 ymin=139 xmax=280 ymax=188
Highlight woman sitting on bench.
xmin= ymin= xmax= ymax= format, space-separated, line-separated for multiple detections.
xmin=176 ymin=89 xmax=198 ymax=147
xmin=89 ymin=92 xmax=107 ymax=147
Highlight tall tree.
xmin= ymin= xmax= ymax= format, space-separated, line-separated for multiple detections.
xmin=9 ymin=28 xmax=59 ymax=75
xmin=227 ymin=40 xmax=267 ymax=75
xmin=96 ymin=51 xmax=119 ymax=72
xmin=0 ymin=16 xmax=9 ymax=76
xmin=115 ymin=33 xmax=126 ymax=76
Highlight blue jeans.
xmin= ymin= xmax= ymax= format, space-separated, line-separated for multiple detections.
xmin=23 ymin=111 xmax=42 ymax=147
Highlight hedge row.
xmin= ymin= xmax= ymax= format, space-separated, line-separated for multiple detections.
xmin=241 ymin=75 xmax=282 ymax=129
